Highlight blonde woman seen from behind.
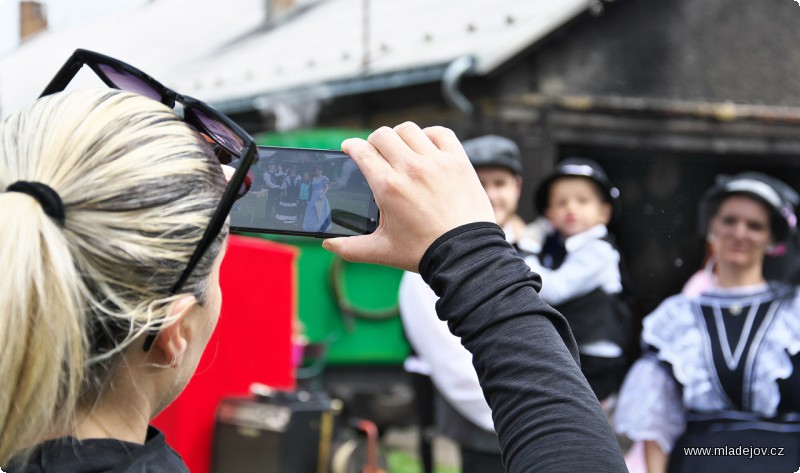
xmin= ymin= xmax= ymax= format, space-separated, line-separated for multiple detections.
xmin=1 ymin=88 xmax=227 ymax=470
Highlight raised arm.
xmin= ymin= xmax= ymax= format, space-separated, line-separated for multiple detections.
xmin=420 ymin=222 xmax=625 ymax=472
xmin=324 ymin=123 xmax=626 ymax=472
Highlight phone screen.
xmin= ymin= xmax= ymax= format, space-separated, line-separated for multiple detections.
xmin=230 ymin=146 xmax=379 ymax=237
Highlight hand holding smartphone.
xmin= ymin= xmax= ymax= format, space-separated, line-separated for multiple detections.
xmin=230 ymin=146 xmax=379 ymax=237
xmin=323 ymin=123 xmax=496 ymax=272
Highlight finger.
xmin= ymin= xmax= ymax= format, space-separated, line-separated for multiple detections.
xmin=322 ymin=234 xmax=394 ymax=268
xmin=423 ymin=126 xmax=466 ymax=155
xmin=342 ymin=137 xmax=391 ymax=179
xmin=367 ymin=126 xmax=418 ymax=166
xmin=393 ymin=122 xmax=440 ymax=156
xmin=221 ymin=164 xmax=236 ymax=183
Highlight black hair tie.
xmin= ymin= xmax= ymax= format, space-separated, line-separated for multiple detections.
xmin=6 ymin=181 xmax=66 ymax=226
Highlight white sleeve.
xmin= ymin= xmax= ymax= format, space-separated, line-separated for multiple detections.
xmin=398 ymin=272 xmax=495 ymax=432
xmin=613 ymin=356 xmax=686 ymax=453
xmin=523 ymin=240 xmax=620 ymax=305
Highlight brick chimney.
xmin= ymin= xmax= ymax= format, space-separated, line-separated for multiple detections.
xmin=20 ymin=1 xmax=47 ymax=42
xmin=265 ymin=0 xmax=295 ymax=27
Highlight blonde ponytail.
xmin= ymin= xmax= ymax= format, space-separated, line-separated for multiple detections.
xmin=0 ymin=194 xmax=85 ymax=462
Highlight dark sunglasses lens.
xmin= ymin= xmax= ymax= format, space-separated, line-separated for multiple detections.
xmin=209 ymin=143 xmax=235 ymax=165
xmin=97 ymin=64 xmax=162 ymax=101
xmin=191 ymin=108 xmax=244 ymax=157
xmin=95 ymin=60 xmax=251 ymax=200
xmin=208 ymin=144 xmax=251 ymax=199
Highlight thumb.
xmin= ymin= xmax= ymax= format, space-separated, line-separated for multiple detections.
xmin=322 ymin=234 xmax=393 ymax=267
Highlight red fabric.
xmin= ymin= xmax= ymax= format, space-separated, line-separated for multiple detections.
xmin=152 ymin=235 xmax=296 ymax=473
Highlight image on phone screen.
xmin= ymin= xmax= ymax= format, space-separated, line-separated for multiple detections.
xmin=230 ymin=146 xmax=379 ymax=237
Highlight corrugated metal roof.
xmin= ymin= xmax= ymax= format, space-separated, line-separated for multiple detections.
xmin=0 ymin=0 xmax=268 ymax=117
xmin=0 ymin=0 xmax=592 ymax=118
xmin=176 ymin=0 xmax=593 ymax=111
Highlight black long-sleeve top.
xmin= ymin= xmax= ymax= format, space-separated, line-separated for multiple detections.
xmin=420 ymin=222 xmax=627 ymax=472
xmin=7 ymin=427 xmax=186 ymax=472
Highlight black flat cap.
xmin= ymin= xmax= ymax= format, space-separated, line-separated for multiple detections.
xmin=462 ymin=135 xmax=522 ymax=176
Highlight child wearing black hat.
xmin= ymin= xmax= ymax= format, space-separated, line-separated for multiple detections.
xmin=525 ymin=157 xmax=633 ymax=405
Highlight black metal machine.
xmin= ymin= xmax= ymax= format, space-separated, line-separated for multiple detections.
xmin=212 ymin=385 xmax=341 ymax=473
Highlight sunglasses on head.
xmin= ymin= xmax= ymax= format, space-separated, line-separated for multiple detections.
xmin=40 ymin=48 xmax=257 ymax=352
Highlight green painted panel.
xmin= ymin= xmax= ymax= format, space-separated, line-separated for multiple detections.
xmin=255 ymin=128 xmax=370 ymax=149
xmin=271 ymin=235 xmax=407 ymax=364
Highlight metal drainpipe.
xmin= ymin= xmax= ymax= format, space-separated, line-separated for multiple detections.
xmin=265 ymin=0 xmax=273 ymax=25
xmin=441 ymin=55 xmax=476 ymax=116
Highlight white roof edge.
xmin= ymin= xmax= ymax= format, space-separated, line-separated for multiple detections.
xmin=0 ymin=0 xmax=594 ymax=118
xmin=475 ymin=0 xmax=591 ymax=74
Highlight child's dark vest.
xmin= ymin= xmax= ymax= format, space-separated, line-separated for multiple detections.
xmin=538 ymin=233 xmax=635 ymax=354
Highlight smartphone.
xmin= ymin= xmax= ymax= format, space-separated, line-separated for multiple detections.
xmin=229 ymin=146 xmax=379 ymax=237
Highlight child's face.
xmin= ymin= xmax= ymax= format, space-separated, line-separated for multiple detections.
xmin=476 ymin=166 xmax=522 ymax=228
xmin=545 ymin=177 xmax=611 ymax=238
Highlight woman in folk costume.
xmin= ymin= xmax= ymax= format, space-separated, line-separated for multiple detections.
xmin=615 ymin=172 xmax=800 ymax=472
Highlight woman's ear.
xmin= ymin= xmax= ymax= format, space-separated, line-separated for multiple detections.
xmin=152 ymin=295 xmax=197 ymax=368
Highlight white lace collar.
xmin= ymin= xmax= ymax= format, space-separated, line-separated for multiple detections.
xmin=643 ymin=295 xmax=727 ymax=412
xmin=700 ymin=282 xmax=770 ymax=298
xmin=564 ymin=224 xmax=607 ymax=253
xmin=643 ymin=287 xmax=800 ymax=416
